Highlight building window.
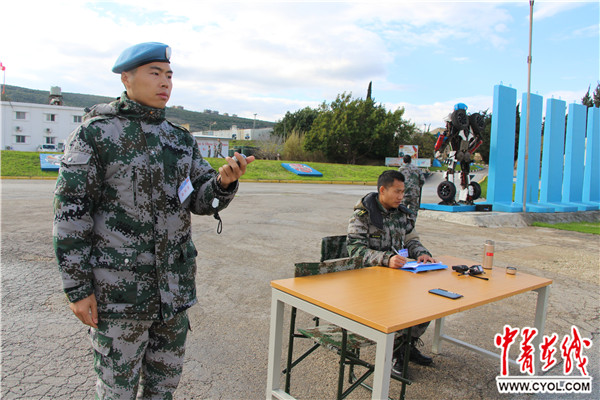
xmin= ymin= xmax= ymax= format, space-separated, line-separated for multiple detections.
xmin=15 ymin=111 xmax=27 ymax=120
xmin=45 ymin=114 xmax=57 ymax=122
xmin=73 ymin=115 xmax=83 ymax=123
xmin=45 ymin=137 xmax=57 ymax=144
xmin=15 ymin=135 xmax=26 ymax=143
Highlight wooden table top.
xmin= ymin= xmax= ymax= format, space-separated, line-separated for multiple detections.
xmin=271 ymin=255 xmax=552 ymax=334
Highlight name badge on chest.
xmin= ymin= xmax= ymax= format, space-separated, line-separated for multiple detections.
xmin=178 ymin=176 xmax=193 ymax=203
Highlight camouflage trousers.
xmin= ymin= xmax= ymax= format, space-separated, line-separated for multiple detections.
xmin=89 ymin=311 xmax=189 ymax=400
xmin=395 ymin=321 xmax=430 ymax=341
xmin=404 ymin=321 xmax=429 ymax=338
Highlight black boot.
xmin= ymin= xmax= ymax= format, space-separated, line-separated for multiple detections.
xmin=409 ymin=337 xmax=433 ymax=366
xmin=391 ymin=338 xmax=410 ymax=377
xmin=391 ymin=347 xmax=410 ymax=378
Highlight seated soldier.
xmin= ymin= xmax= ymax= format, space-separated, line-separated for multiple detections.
xmin=346 ymin=170 xmax=436 ymax=375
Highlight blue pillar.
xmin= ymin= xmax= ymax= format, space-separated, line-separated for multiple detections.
xmin=563 ymin=103 xmax=596 ymax=210
xmin=514 ymin=93 xmax=554 ymax=212
xmin=538 ymin=99 xmax=578 ymax=211
xmin=582 ymin=106 xmax=600 ymax=207
xmin=488 ymin=85 xmax=521 ymax=212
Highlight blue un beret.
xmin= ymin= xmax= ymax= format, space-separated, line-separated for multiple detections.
xmin=112 ymin=42 xmax=171 ymax=73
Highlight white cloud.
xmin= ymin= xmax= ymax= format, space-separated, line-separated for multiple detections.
xmin=1 ymin=0 xmax=595 ymax=126
xmin=532 ymin=0 xmax=586 ymax=20
xmin=570 ymin=24 xmax=600 ymax=39
xmin=388 ymin=94 xmax=493 ymax=128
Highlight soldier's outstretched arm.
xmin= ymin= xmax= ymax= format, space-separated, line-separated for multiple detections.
xmin=188 ymin=145 xmax=253 ymax=215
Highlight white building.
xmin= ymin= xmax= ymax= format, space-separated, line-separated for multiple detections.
xmin=197 ymin=125 xmax=274 ymax=141
xmin=1 ymin=99 xmax=84 ymax=152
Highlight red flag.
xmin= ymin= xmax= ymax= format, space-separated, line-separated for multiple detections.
xmin=0 ymin=62 xmax=5 ymax=71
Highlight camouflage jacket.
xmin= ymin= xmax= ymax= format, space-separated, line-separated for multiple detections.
xmin=399 ymin=163 xmax=425 ymax=209
xmin=53 ymin=93 xmax=237 ymax=321
xmin=347 ymin=192 xmax=432 ymax=267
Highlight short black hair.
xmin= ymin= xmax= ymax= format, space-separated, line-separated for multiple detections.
xmin=403 ymin=154 xmax=412 ymax=164
xmin=377 ymin=170 xmax=404 ymax=191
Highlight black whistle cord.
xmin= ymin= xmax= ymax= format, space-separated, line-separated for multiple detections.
xmin=214 ymin=212 xmax=223 ymax=234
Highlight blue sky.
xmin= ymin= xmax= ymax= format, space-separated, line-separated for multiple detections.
xmin=2 ymin=1 xmax=598 ymax=128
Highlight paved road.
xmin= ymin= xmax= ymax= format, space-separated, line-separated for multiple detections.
xmin=1 ymin=179 xmax=598 ymax=399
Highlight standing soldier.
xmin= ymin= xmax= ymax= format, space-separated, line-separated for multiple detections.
xmin=216 ymin=138 xmax=223 ymax=157
xmin=399 ymin=154 xmax=425 ymax=219
xmin=53 ymin=42 xmax=254 ymax=399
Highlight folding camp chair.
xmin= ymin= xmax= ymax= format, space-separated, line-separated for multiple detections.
xmin=283 ymin=236 xmax=411 ymax=399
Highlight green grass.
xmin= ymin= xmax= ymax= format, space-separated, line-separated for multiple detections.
xmin=478 ymin=176 xmax=487 ymax=199
xmin=1 ymin=151 xmax=391 ymax=183
xmin=207 ymin=158 xmax=391 ymax=183
xmin=532 ymin=221 xmax=600 ymax=235
xmin=1 ymin=151 xmax=63 ymax=178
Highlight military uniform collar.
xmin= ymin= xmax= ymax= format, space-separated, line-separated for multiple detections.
xmin=116 ymin=92 xmax=166 ymax=123
xmin=374 ymin=194 xmax=398 ymax=214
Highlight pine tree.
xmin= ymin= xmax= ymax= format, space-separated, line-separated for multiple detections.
xmin=582 ymin=85 xmax=593 ymax=108
xmin=593 ymin=82 xmax=600 ymax=107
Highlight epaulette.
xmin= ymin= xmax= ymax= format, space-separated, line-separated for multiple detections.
xmin=167 ymin=120 xmax=190 ymax=133
xmin=356 ymin=209 xmax=367 ymax=217
xmin=81 ymin=114 xmax=115 ymax=129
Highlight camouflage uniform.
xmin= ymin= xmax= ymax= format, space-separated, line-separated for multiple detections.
xmin=399 ymin=163 xmax=425 ymax=216
xmin=91 ymin=313 xmax=188 ymax=399
xmin=347 ymin=192 xmax=432 ymax=338
xmin=347 ymin=192 xmax=431 ymax=268
xmin=53 ymin=93 xmax=237 ymax=398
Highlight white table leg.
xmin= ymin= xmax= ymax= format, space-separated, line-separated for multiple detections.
xmin=533 ymin=285 xmax=550 ymax=372
xmin=266 ymin=292 xmax=285 ymax=399
xmin=372 ymin=332 xmax=394 ymax=400
xmin=432 ymin=317 xmax=445 ymax=354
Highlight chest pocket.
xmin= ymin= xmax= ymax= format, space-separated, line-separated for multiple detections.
xmin=368 ymin=232 xmax=384 ymax=250
xmin=55 ymin=152 xmax=92 ymax=197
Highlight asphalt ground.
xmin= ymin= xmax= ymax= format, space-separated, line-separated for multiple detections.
xmin=1 ymin=178 xmax=598 ymax=399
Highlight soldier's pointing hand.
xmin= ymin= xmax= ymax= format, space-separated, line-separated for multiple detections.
xmin=218 ymin=152 xmax=255 ymax=189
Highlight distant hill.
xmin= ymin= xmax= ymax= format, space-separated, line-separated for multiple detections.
xmin=1 ymin=85 xmax=275 ymax=132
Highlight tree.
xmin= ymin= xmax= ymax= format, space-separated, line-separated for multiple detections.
xmin=272 ymin=107 xmax=319 ymax=138
xmin=304 ymin=92 xmax=416 ymax=164
xmin=514 ymin=103 xmax=521 ymax=163
xmin=582 ymin=83 xmax=600 ymax=108
xmin=475 ymin=110 xmax=492 ymax=164
xmin=582 ymin=85 xmax=594 ymax=107
xmin=593 ymin=82 xmax=600 ymax=107
xmin=408 ymin=131 xmax=437 ymax=160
